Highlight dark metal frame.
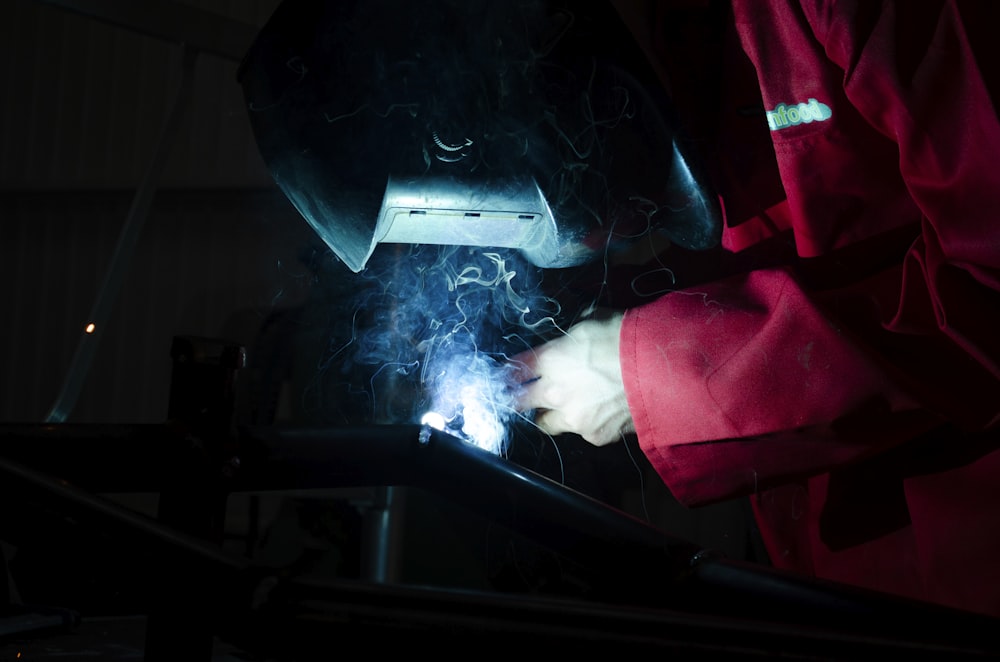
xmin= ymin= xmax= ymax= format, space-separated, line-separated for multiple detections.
xmin=2 ymin=420 xmax=1000 ymax=660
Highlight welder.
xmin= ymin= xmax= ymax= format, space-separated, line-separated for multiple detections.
xmin=514 ymin=0 xmax=1000 ymax=620
xmin=240 ymin=0 xmax=1000 ymax=622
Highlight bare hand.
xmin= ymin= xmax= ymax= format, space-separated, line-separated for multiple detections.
xmin=511 ymin=313 xmax=635 ymax=445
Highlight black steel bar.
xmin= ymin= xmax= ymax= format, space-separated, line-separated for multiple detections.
xmin=0 ymin=460 xmax=994 ymax=661
xmin=0 ymin=453 xmax=250 ymax=580
xmin=143 ymin=336 xmax=246 ymax=662
xmin=223 ymin=575 xmax=999 ymax=659
xmin=235 ymin=424 xmax=701 ymax=597
xmin=232 ymin=423 xmax=1000 ymax=641
xmin=2 ymin=421 xmax=999 ymax=652
xmin=0 ymin=450 xmax=262 ymax=655
xmin=0 ymin=455 xmax=989 ymax=662
xmin=0 ymin=423 xmax=177 ymax=492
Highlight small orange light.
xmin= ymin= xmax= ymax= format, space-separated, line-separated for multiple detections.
xmin=85 ymin=323 xmax=96 ymax=334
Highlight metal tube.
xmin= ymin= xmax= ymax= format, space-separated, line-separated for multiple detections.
xmin=0 ymin=423 xmax=175 ymax=491
xmin=360 ymin=485 xmax=402 ymax=583
xmin=0 ymin=452 xmax=249 ymax=578
xmin=3 ymin=421 xmax=998 ymax=646
xmin=232 ymin=423 xmax=1000 ymax=637
xmin=234 ymin=423 xmax=714 ymax=601
xmin=44 ymin=45 xmax=198 ymax=424
xmin=231 ymin=573 xmax=1000 ymax=659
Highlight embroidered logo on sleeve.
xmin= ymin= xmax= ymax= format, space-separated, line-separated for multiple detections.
xmin=766 ymin=98 xmax=832 ymax=131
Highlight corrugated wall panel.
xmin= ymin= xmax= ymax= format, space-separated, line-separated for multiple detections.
xmin=0 ymin=190 xmax=320 ymax=424
xmin=174 ymin=0 xmax=278 ymax=27
xmin=0 ymin=0 xmax=279 ymax=190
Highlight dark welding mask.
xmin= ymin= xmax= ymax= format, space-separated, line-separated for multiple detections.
xmin=238 ymin=0 xmax=721 ymax=273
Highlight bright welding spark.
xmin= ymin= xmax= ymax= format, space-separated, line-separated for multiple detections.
xmin=421 ymin=411 xmax=446 ymax=431
xmin=85 ymin=322 xmax=96 ymax=334
xmin=420 ymin=400 xmax=506 ymax=454
xmin=421 ymin=350 xmax=514 ymax=455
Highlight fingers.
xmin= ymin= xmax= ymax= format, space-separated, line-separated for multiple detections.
xmin=532 ymin=408 xmax=568 ymax=438
xmin=533 ymin=408 xmax=617 ymax=446
xmin=513 ymin=374 xmax=548 ymax=412
xmin=511 ymin=349 xmax=571 ymax=412
xmin=507 ymin=351 xmax=539 ymax=387
xmin=507 ymin=346 xmax=553 ymax=411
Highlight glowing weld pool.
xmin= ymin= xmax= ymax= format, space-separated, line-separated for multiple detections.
xmin=420 ymin=356 xmax=515 ymax=455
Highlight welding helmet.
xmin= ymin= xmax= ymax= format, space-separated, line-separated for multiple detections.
xmin=238 ymin=0 xmax=721 ymax=273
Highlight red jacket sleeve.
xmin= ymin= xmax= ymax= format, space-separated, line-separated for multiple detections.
xmin=622 ymin=0 xmax=1000 ymax=506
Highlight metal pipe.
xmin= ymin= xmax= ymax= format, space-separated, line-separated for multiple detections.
xmin=44 ymin=45 xmax=198 ymax=424
xmin=0 ymin=423 xmax=176 ymax=492
xmin=0 ymin=452 xmax=249 ymax=578
xmin=231 ymin=574 xmax=1000 ymax=659
xmin=3 ymin=421 xmax=999 ymax=647
xmin=234 ymin=424 xmax=702 ymax=591
xmin=360 ymin=485 xmax=402 ymax=583
xmin=232 ymin=423 xmax=1000 ymax=638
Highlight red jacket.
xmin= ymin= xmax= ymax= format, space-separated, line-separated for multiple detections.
xmin=620 ymin=0 xmax=1000 ymax=617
